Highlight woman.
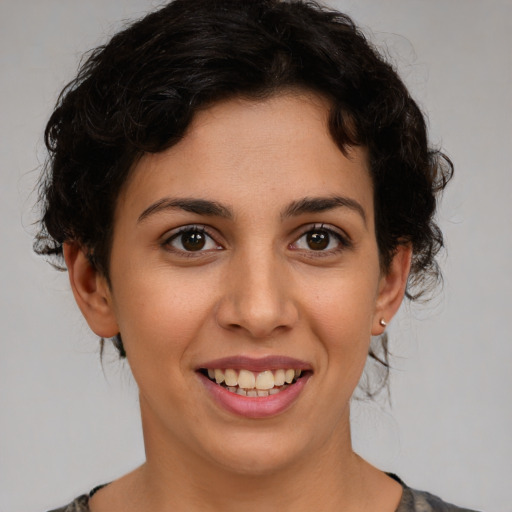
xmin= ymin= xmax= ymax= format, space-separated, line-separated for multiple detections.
xmin=35 ymin=0 xmax=476 ymax=510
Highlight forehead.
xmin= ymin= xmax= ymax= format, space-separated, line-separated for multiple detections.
xmin=116 ymin=91 xmax=373 ymax=224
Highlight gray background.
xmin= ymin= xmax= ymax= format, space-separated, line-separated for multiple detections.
xmin=1 ymin=1 xmax=511 ymax=511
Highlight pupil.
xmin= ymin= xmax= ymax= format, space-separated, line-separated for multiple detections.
xmin=307 ymin=231 xmax=329 ymax=250
xmin=182 ymin=231 xmax=206 ymax=251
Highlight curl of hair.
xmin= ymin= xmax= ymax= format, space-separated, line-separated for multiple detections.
xmin=35 ymin=0 xmax=453 ymax=392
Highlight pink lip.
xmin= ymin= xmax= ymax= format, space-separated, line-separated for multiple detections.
xmin=198 ymin=371 xmax=311 ymax=419
xmin=197 ymin=355 xmax=312 ymax=372
xmin=196 ymin=356 xmax=312 ymax=419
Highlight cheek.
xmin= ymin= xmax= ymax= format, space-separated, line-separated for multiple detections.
xmin=302 ymin=267 xmax=379 ymax=378
xmin=113 ymin=272 xmax=217 ymax=419
xmin=111 ymin=266 xmax=218 ymax=360
xmin=305 ymin=269 xmax=378 ymax=337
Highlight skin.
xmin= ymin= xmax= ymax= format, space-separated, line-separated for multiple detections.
xmin=65 ymin=91 xmax=411 ymax=512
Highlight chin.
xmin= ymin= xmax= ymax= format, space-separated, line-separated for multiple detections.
xmin=213 ymin=446 xmax=302 ymax=477
xmin=200 ymin=428 xmax=312 ymax=477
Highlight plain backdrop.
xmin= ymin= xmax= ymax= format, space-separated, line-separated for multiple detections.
xmin=1 ymin=1 xmax=511 ymax=511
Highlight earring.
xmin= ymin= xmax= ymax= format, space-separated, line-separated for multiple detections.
xmin=379 ymin=318 xmax=387 ymax=327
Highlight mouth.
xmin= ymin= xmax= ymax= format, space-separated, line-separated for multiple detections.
xmin=196 ymin=356 xmax=312 ymax=418
xmin=199 ymin=367 xmax=308 ymax=397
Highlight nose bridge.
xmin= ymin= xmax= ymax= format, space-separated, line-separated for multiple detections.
xmin=217 ymin=243 xmax=298 ymax=338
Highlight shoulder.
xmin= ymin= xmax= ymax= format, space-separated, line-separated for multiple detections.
xmin=387 ymin=474 xmax=480 ymax=512
xmin=398 ymin=486 xmax=481 ymax=512
xmin=46 ymin=494 xmax=90 ymax=512
xmin=46 ymin=484 xmax=107 ymax=512
xmin=46 ymin=481 xmax=481 ymax=512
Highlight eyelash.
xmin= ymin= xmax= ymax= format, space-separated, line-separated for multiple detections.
xmin=290 ymin=223 xmax=351 ymax=256
xmin=162 ymin=225 xmax=222 ymax=256
xmin=161 ymin=223 xmax=351 ymax=257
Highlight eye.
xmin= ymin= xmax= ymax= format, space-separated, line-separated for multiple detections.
xmin=291 ymin=225 xmax=348 ymax=253
xmin=164 ymin=226 xmax=222 ymax=253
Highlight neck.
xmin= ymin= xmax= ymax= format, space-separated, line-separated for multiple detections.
xmin=136 ymin=401 xmax=366 ymax=512
xmin=91 ymin=397 xmax=402 ymax=512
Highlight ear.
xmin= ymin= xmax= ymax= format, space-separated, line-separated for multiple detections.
xmin=371 ymin=244 xmax=412 ymax=336
xmin=63 ymin=243 xmax=119 ymax=338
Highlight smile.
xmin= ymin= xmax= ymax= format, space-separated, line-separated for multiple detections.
xmin=197 ymin=357 xmax=312 ymax=418
xmin=202 ymin=368 xmax=303 ymax=397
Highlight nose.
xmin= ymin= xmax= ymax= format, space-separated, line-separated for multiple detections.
xmin=215 ymin=248 xmax=299 ymax=339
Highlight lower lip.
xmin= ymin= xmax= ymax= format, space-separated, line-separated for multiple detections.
xmin=199 ymin=373 xmax=310 ymax=419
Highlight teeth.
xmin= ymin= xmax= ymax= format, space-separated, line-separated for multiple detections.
xmin=274 ymin=369 xmax=285 ymax=386
xmin=224 ymin=368 xmax=238 ymax=387
xmin=205 ymin=367 xmax=305 ymax=394
xmin=255 ymin=370 xmax=274 ymax=390
xmin=214 ymin=369 xmax=225 ymax=384
xmin=238 ymin=369 xmax=256 ymax=389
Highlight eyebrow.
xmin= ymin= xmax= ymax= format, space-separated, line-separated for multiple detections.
xmin=137 ymin=195 xmax=366 ymax=225
xmin=281 ymin=196 xmax=367 ymax=224
xmin=137 ymin=197 xmax=233 ymax=223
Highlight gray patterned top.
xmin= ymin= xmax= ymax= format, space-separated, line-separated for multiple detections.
xmin=48 ymin=478 xmax=480 ymax=512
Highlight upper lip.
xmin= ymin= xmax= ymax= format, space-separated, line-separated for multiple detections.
xmin=196 ymin=356 xmax=312 ymax=373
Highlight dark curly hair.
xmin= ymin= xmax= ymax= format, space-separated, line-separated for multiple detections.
xmin=35 ymin=0 xmax=453 ymax=386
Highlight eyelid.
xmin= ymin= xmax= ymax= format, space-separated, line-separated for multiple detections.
xmin=289 ymin=223 xmax=352 ymax=252
xmin=161 ymin=224 xmax=224 ymax=254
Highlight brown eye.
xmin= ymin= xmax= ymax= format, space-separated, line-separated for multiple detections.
xmin=291 ymin=225 xmax=348 ymax=254
xmin=181 ymin=231 xmax=207 ymax=251
xmin=166 ymin=227 xmax=221 ymax=253
xmin=306 ymin=231 xmax=330 ymax=250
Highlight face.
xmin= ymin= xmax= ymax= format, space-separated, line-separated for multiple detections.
xmin=71 ymin=92 xmax=408 ymax=476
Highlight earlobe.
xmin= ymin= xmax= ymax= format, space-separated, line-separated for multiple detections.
xmin=372 ymin=245 xmax=412 ymax=336
xmin=63 ymin=243 xmax=119 ymax=338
